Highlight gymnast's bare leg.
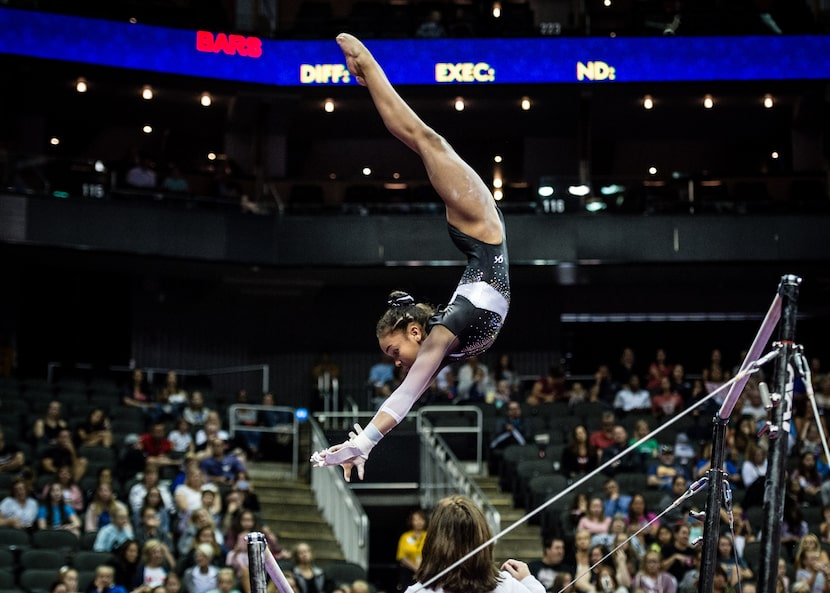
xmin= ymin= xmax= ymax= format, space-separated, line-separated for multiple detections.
xmin=336 ymin=33 xmax=503 ymax=246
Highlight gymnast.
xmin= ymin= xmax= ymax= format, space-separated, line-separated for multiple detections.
xmin=311 ymin=33 xmax=510 ymax=481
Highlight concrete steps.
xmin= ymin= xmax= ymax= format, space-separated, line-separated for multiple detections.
xmin=474 ymin=474 xmax=542 ymax=562
xmin=247 ymin=461 xmax=345 ymax=564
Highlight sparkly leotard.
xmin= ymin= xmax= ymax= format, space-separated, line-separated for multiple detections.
xmin=427 ymin=210 xmax=510 ymax=359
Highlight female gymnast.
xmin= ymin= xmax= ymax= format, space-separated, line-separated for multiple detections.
xmin=311 ymin=33 xmax=510 ymax=481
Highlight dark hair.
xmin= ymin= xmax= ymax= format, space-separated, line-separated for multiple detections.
xmin=416 ymin=496 xmax=500 ymax=593
xmin=45 ymin=482 xmax=70 ymax=527
xmin=375 ymin=291 xmax=435 ymax=338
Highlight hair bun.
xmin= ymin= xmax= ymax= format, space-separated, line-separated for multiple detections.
xmin=388 ymin=291 xmax=415 ymax=308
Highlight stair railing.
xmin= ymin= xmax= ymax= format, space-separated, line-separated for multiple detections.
xmin=417 ymin=415 xmax=501 ymax=537
xmin=308 ymin=416 xmax=370 ymax=570
xmin=228 ymin=404 xmax=299 ymax=477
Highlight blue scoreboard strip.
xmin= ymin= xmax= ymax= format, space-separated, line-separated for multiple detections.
xmin=2 ymin=7 xmax=828 ymax=85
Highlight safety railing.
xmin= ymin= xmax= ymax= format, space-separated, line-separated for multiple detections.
xmin=416 ymin=405 xmax=483 ymax=473
xmin=309 ymin=416 xmax=370 ymax=570
xmin=228 ymin=404 xmax=299 ymax=477
xmin=417 ymin=415 xmax=500 ymax=537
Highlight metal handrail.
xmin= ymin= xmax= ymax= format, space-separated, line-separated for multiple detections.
xmin=417 ymin=416 xmax=500 ymax=536
xmin=228 ymin=404 xmax=299 ymax=477
xmin=308 ymin=416 xmax=370 ymax=570
xmin=416 ymin=405 xmax=483 ymax=473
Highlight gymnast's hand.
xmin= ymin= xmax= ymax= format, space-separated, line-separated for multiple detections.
xmin=336 ymin=33 xmax=368 ymax=86
xmin=310 ymin=424 xmax=369 ymax=482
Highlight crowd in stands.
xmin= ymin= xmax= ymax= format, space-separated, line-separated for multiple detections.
xmin=417 ymin=345 xmax=828 ymax=593
xmin=0 ymin=369 xmax=371 ymax=593
xmin=0 ymin=342 xmax=828 ymax=593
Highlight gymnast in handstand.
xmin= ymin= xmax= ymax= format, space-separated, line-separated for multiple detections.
xmin=311 ymin=33 xmax=510 ymax=481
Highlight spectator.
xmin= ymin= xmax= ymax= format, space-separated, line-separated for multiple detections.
xmin=602 ymin=478 xmax=632 ymax=519
xmin=39 ymin=428 xmax=88 ymax=483
xmin=613 ymin=348 xmax=640 ymax=390
xmin=123 ymin=368 xmax=154 ymax=411
xmin=200 ymin=437 xmax=246 ymax=485
xmin=528 ymin=535 xmax=574 ymax=592
xmin=161 ymin=164 xmax=190 ymax=193
xmin=489 ymin=401 xmax=533 ymax=475
xmin=600 ymin=425 xmax=642 ymax=475
xmin=629 ymin=418 xmax=660 ymax=470
xmin=658 ymin=475 xmax=695 ymax=527
xmin=32 ymin=400 xmax=69 ymax=448
xmin=660 ymin=524 xmax=695 ymax=583
xmin=395 ymin=509 xmax=427 ymax=591
xmin=206 ymin=569 xmax=240 ymax=593
xmin=631 ymin=550 xmax=677 ymax=593
xmin=111 ymin=539 xmax=141 ymax=590
xmin=169 ymin=418 xmax=195 ymax=456
xmin=291 ymin=543 xmax=334 ymax=593
xmin=37 ymin=481 xmax=81 ymax=536
xmin=561 ymin=425 xmax=598 ymax=480
xmin=183 ymin=391 xmax=212 ymax=428
xmin=646 ymin=348 xmax=672 ymax=393
xmin=613 ymin=375 xmax=652 ymax=416
xmin=89 ymin=565 xmax=127 ymax=593
xmin=0 ymin=429 xmax=25 ymax=474
xmin=182 ymin=543 xmax=220 ymax=593
xmin=646 ymin=445 xmax=689 ymax=491
xmin=85 ymin=481 xmax=120 ymax=533
xmin=128 ymin=463 xmax=175 ymax=520
xmin=126 ymin=155 xmax=157 ymax=189
xmin=178 ymin=507 xmax=224 ymax=558
xmin=226 ymin=520 xmax=287 ymax=593
xmin=526 ymin=365 xmax=567 ymax=406
xmin=651 ymin=377 xmax=684 ymax=420
xmin=75 ymin=407 xmax=113 ymax=448
xmin=58 ymin=567 xmax=80 ymax=593
xmin=195 ymin=414 xmax=230 ymax=453
xmin=173 ymin=462 xmax=205 ymax=526
xmin=492 ymin=353 xmax=521 ymax=398
xmin=626 ymin=493 xmax=659 ymax=551
xmin=134 ymin=504 xmax=173 ymax=550
xmin=0 ymin=478 xmax=38 ymax=529
xmin=93 ymin=503 xmax=135 ymax=552
xmin=589 ymin=364 xmax=616 ymax=405
xmin=716 ymin=534 xmax=753 ymax=585
xmin=229 ymin=389 xmax=260 ymax=459
xmin=135 ymin=539 xmax=176 ymax=590
xmin=40 ymin=465 xmax=87 ymax=517
xmin=577 ymin=496 xmax=612 ymax=538
xmin=670 ymin=365 xmax=693 ymax=403
xmin=139 ymin=423 xmax=180 ymax=469
xmin=178 ymin=525 xmax=224 ymax=574
xmin=456 ymin=356 xmax=489 ymax=402
xmin=367 ymin=354 xmax=396 ymax=408
xmin=590 ymin=412 xmax=617 ymax=452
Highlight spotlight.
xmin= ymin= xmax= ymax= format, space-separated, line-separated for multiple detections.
xmin=324 ymin=98 xmax=335 ymax=113
xmin=567 ymin=184 xmax=590 ymax=197
xmin=75 ymin=78 xmax=88 ymax=93
xmin=703 ymin=94 xmax=714 ymax=109
xmin=763 ymin=94 xmax=774 ymax=109
xmin=520 ymin=96 xmax=531 ymax=111
xmin=643 ymin=95 xmax=654 ymax=110
xmin=200 ymin=92 xmax=212 ymax=107
xmin=141 ymin=86 xmax=154 ymax=100
xmin=454 ymin=97 xmax=465 ymax=112
xmin=492 ymin=2 xmax=501 ymax=18
xmin=362 ymin=167 xmax=372 ymax=176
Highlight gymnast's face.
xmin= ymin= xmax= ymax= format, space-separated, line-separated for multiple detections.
xmin=378 ymin=323 xmax=423 ymax=371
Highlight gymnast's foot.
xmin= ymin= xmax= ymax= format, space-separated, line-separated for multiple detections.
xmin=336 ymin=33 xmax=370 ymax=86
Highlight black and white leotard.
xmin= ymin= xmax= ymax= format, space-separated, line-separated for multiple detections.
xmin=428 ymin=210 xmax=510 ymax=358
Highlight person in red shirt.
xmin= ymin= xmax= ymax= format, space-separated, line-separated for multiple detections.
xmin=139 ymin=423 xmax=179 ymax=468
xmin=589 ymin=411 xmax=617 ymax=451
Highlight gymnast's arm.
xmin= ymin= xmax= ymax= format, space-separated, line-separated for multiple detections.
xmin=312 ymin=325 xmax=458 ymax=479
